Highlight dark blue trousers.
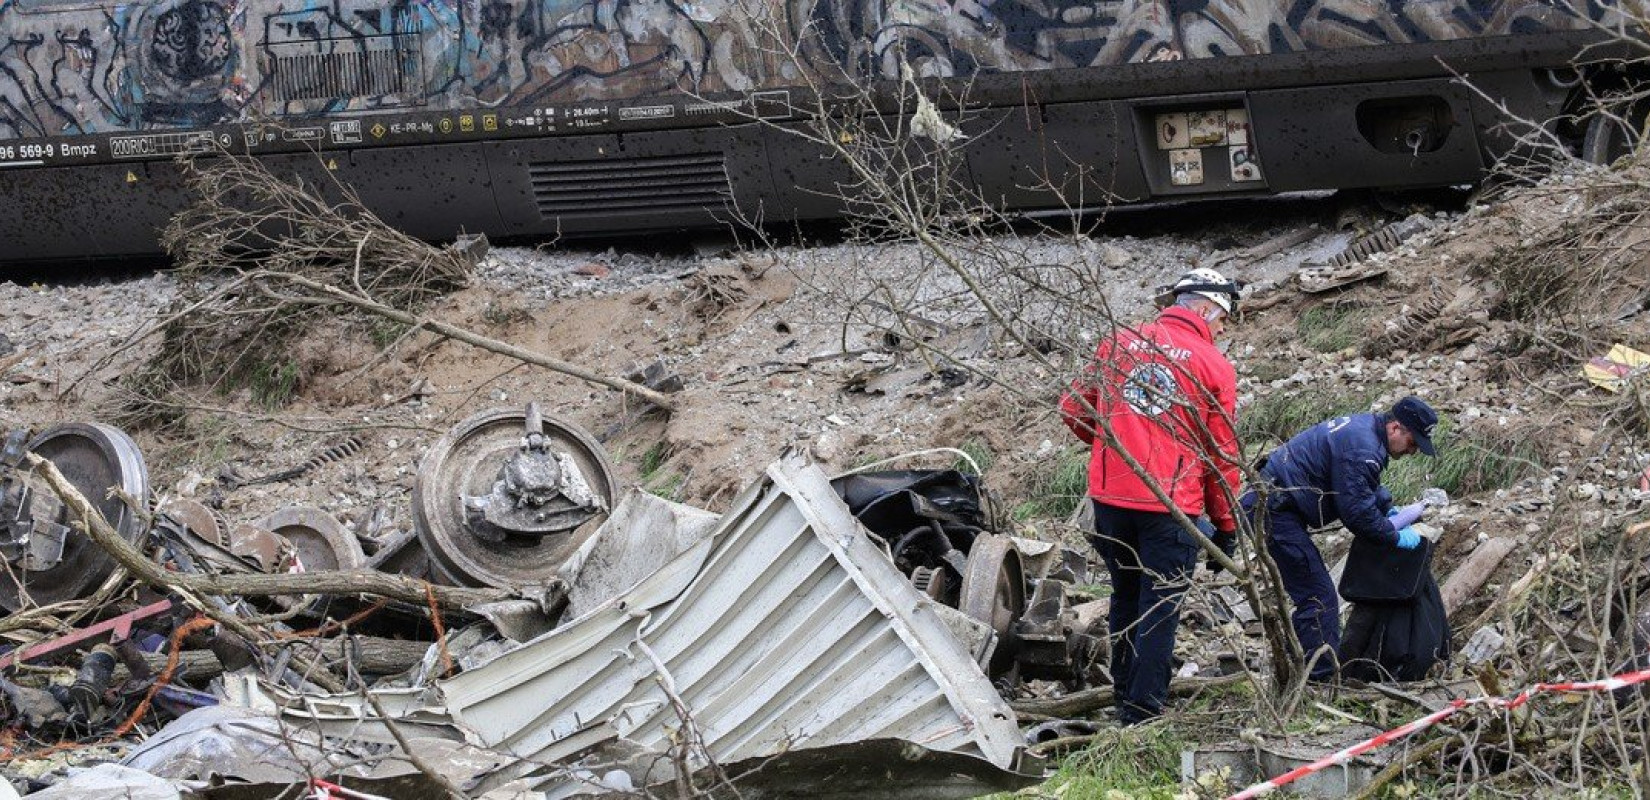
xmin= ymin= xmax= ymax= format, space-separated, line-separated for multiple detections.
xmin=1256 ymin=506 xmax=1340 ymax=680
xmin=1090 ymin=501 xmax=1198 ymax=724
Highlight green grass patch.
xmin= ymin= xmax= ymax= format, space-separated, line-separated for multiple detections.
xmin=1383 ymin=421 xmax=1543 ymax=503
xmin=1238 ymin=385 xmax=1387 ymax=450
xmin=1296 ymin=304 xmax=1372 ymax=353
xmin=1037 ymin=725 xmax=1187 ymax=799
xmin=248 ymin=359 xmax=301 ymax=409
xmin=1012 ymin=446 xmax=1089 ymax=521
xmin=638 ymin=442 xmax=670 ymax=480
xmin=645 ymin=471 xmax=686 ymax=501
xmin=1180 ymin=676 xmax=1256 ymax=714
xmin=368 ymin=318 xmax=412 ymax=349
xmin=636 ymin=441 xmax=685 ymax=500
xmin=952 ymin=438 xmax=995 ymax=474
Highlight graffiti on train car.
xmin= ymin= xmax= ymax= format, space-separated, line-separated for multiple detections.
xmin=0 ymin=0 xmax=1624 ymax=142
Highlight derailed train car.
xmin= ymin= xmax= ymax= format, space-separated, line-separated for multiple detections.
xmin=0 ymin=0 xmax=1643 ymax=263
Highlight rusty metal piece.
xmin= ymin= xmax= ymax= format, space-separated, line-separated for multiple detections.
xmin=910 ymin=565 xmax=949 ymax=601
xmin=256 ymin=506 xmax=364 ymax=573
xmin=1325 ymin=217 xmax=1430 ymax=269
xmin=960 ymin=533 xmax=1026 ymax=676
xmin=225 ymin=436 xmax=364 ymax=490
xmin=1361 ymin=281 xmax=1458 ymax=357
xmin=0 ymin=599 xmax=173 ymax=670
xmin=0 ymin=423 xmax=150 ymax=611
xmin=1013 ymin=578 xmax=1076 ymax=681
xmin=413 ymin=404 xmax=616 ymax=588
xmin=161 ymin=498 xmax=230 ymax=548
xmin=227 ymin=523 xmax=296 ymax=574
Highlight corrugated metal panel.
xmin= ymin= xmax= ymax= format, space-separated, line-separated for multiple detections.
xmin=255 ymin=456 xmax=1026 ymax=794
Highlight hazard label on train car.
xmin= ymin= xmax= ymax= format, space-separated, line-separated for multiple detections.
xmin=1169 ymin=149 xmax=1204 ymax=185
xmin=1230 ymin=146 xmax=1262 ymax=182
xmin=1156 ymin=112 xmax=1189 ymax=149
xmin=1189 ymin=110 xmax=1226 ymax=146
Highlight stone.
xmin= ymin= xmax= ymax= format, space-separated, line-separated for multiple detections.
xmin=1101 ymin=243 xmax=1134 ymax=269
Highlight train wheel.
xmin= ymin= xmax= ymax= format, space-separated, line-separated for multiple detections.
xmin=0 ymin=424 xmax=149 ymax=611
xmin=1581 ymin=103 xmax=1646 ymax=166
xmin=959 ymin=533 xmax=1026 ymax=676
xmin=258 ymin=506 xmax=364 ymax=573
xmin=413 ymin=404 xmax=617 ymax=589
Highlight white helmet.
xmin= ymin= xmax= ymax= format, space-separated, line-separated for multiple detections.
xmin=1172 ymin=268 xmax=1241 ymax=315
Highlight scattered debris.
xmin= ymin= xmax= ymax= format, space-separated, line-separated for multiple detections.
xmin=1584 ymin=343 xmax=1650 ymax=392
xmin=0 ymin=420 xmax=1061 ymax=795
xmin=219 ymin=457 xmax=1039 ymax=796
xmin=1322 ymin=215 xmax=1431 ymax=269
xmin=1296 ymin=262 xmax=1390 ymax=294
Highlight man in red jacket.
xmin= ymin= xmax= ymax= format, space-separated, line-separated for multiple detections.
xmin=1060 ymin=268 xmax=1242 ymax=725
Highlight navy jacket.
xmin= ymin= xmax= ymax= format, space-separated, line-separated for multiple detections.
xmin=1255 ymin=413 xmax=1398 ymax=544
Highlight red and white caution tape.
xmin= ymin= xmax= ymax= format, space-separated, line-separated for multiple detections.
xmin=308 ymin=778 xmax=392 ymax=800
xmin=1225 ymin=666 xmax=1650 ymax=799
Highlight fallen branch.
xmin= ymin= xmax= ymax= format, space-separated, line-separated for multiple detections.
xmin=118 ymin=636 xmax=431 ymax=684
xmin=1008 ymin=674 xmax=1245 ymax=718
xmin=1346 ymin=735 xmax=1452 ymax=800
xmin=24 ymin=453 xmax=524 ymax=612
xmin=1442 ymin=536 xmax=1522 ymax=619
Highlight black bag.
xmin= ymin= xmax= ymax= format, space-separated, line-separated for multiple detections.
xmin=1337 ymin=535 xmax=1433 ymax=604
xmin=829 ymin=469 xmax=988 ymax=551
xmin=1340 ymin=573 xmax=1451 ymax=682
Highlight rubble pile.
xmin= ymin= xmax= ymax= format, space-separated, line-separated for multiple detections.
xmin=0 ymin=406 xmax=1084 ymax=797
xmin=0 ymin=173 xmax=1645 ymax=795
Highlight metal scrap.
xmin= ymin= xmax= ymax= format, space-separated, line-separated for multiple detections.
xmin=234 ymin=456 xmax=1037 ymax=796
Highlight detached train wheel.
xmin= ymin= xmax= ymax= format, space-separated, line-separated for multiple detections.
xmin=258 ymin=506 xmax=364 ymax=573
xmin=960 ymin=533 xmax=1026 ymax=677
xmin=1 ymin=424 xmax=149 ymax=611
xmin=413 ymin=405 xmax=617 ymax=589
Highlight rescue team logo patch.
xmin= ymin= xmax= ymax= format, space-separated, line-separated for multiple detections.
xmin=1123 ymin=364 xmax=1181 ymax=417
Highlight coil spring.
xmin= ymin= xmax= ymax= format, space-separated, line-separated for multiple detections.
xmin=1329 ymin=224 xmax=1408 ymax=268
xmin=297 ymin=436 xmax=363 ymax=473
xmin=239 ymin=436 xmax=364 ymax=486
xmin=1364 ymin=284 xmax=1454 ymax=357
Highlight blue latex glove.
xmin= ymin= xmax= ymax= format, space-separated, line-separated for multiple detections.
xmin=1387 ymin=501 xmax=1426 ymax=529
xmin=1395 ymin=526 xmax=1422 ymax=550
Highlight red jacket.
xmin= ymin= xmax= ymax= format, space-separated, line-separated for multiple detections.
xmin=1059 ymin=306 xmax=1241 ymax=532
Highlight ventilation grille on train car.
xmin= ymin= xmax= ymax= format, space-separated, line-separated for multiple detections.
xmin=271 ymin=36 xmax=420 ymax=102
xmin=530 ymin=155 xmax=732 ymax=218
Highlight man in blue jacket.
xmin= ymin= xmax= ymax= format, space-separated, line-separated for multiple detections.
xmin=1243 ymin=396 xmax=1439 ymax=680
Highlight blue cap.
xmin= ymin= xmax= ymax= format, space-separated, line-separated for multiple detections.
xmin=1392 ymin=396 xmax=1438 ymax=456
